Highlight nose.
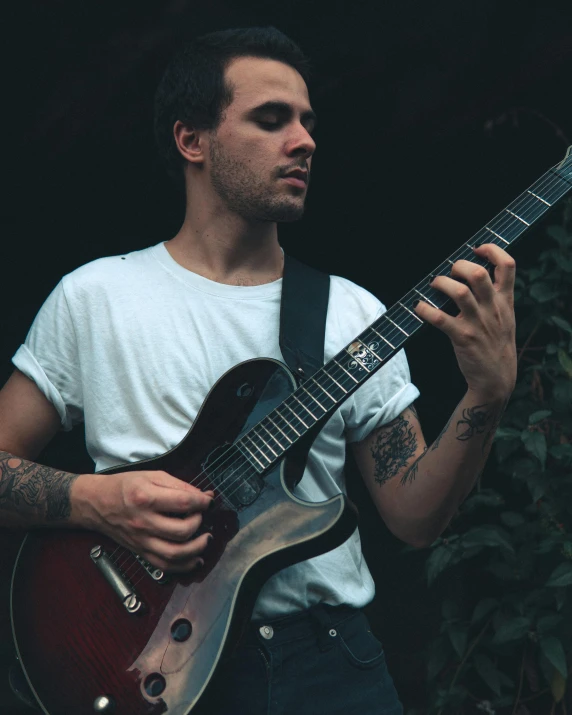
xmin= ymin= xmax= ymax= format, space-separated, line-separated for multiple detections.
xmin=286 ymin=123 xmax=316 ymax=159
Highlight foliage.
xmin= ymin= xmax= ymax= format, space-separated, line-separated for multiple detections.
xmin=419 ymin=198 xmax=572 ymax=715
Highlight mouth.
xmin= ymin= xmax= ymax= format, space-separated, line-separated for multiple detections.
xmin=281 ymin=169 xmax=308 ymax=189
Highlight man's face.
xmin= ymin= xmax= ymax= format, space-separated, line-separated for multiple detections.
xmin=206 ymin=56 xmax=317 ymax=223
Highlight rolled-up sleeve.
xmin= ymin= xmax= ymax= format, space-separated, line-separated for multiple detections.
xmin=12 ymin=279 xmax=83 ymax=431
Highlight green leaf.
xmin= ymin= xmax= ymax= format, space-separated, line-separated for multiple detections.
xmin=547 ymin=225 xmax=572 ymax=247
xmin=521 ymin=430 xmax=547 ymax=469
xmin=471 ymin=598 xmax=499 ymax=624
xmin=549 ymin=444 xmax=572 ymax=465
xmin=426 ymin=545 xmax=459 ymax=586
xmin=500 ymin=511 xmax=525 ymax=528
xmin=551 ymin=670 xmax=567 ymax=703
xmin=473 ymin=654 xmax=502 ymax=696
xmin=441 ymin=599 xmax=458 ymax=621
xmin=446 ymin=623 xmax=467 ymax=659
xmin=530 ymin=282 xmax=559 ymax=302
xmin=426 ymin=635 xmax=451 ymax=680
xmin=495 ymin=427 xmax=523 ymax=440
xmin=528 ymin=410 xmax=552 ymax=424
xmin=537 ymin=614 xmax=564 ymax=635
xmin=461 ymin=490 xmax=504 ymax=512
xmin=551 ymin=315 xmax=572 ymax=333
xmin=546 ymin=562 xmax=572 ymax=587
xmin=553 ymin=379 xmax=572 ymax=409
xmin=492 ymin=616 xmax=531 ymax=645
xmin=462 ymin=525 xmax=514 ymax=553
xmin=558 ymin=349 xmax=572 ymax=379
xmin=540 ymin=636 xmax=567 ymax=678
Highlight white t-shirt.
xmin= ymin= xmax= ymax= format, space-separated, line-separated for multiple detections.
xmin=12 ymin=241 xmax=419 ymax=619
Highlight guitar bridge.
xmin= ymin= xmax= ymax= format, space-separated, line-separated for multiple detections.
xmin=90 ymin=545 xmax=144 ymax=613
xmin=134 ymin=553 xmax=168 ymax=583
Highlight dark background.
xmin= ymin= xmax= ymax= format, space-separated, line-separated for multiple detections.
xmin=2 ymin=0 xmax=572 ymax=711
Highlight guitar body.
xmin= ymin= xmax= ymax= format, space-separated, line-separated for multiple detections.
xmin=10 ymin=358 xmax=358 ymax=715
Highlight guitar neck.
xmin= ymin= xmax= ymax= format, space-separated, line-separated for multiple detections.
xmin=235 ymin=150 xmax=572 ymax=473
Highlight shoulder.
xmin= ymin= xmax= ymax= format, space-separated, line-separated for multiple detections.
xmin=60 ymin=245 xmax=158 ymax=300
xmin=328 ymin=274 xmax=387 ymax=321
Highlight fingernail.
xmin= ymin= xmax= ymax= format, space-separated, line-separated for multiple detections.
xmin=197 ymin=558 xmax=205 ymax=568
xmin=207 ymin=534 xmax=214 ymax=543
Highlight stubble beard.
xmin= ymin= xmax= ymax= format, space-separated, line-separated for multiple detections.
xmin=209 ymin=138 xmax=306 ymax=223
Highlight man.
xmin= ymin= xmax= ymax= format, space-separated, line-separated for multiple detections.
xmin=0 ymin=27 xmax=516 ymax=714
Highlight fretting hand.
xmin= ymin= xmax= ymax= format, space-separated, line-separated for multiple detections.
xmin=414 ymin=243 xmax=517 ymax=400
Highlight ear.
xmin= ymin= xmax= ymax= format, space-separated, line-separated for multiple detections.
xmin=173 ymin=120 xmax=206 ymax=166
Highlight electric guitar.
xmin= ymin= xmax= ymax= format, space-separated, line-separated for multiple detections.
xmin=10 ymin=147 xmax=572 ymax=714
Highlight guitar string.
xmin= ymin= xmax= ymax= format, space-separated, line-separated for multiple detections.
xmin=113 ymin=166 xmax=568 ymax=575
xmin=175 ymin=164 xmax=569 ymax=499
xmin=113 ymin=166 xmax=569 ymax=576
xmin=118 ymin=165 xmax=572 ymax=578
xmin=201 ymin=165 xmax=570 ymax=506
xmin=112 ymin=166 xmax=570 ymax=577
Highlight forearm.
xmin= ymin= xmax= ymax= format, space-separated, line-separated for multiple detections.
xmin=389 ymin=389 xmax=509 ymax=546
xmin=0 ymin=450 xmax=85 ymax=529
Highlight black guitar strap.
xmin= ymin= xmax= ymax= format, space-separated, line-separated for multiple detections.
xmin=279 ymin=253 xmax=330 ymax=382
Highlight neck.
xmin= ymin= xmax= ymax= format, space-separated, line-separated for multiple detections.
xmin=166 ymin=181 xmax=283 ymax=286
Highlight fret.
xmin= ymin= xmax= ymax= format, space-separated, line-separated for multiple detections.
xmin=234 ymin=442 xmax=263 ymax=473
xmin=505 ymin=209 xmax=530 ymax=227
xmin=413 ymin=288 xmax=439 ymax=309
xmin=333 ymin=358 xmax=360 ymax=383
xmin=484 ymin=226 xmax=510 ymax=245
xmin=384 ymin=315 xmax=410 ymax=337
xmin=292 ymin=393 xmax=318 ymax=420
xmin=258 ymin=423 xmax=284 ymax=454
xmin=322 ymin=369 xmax=348 ymax=394
xmin=239 ymin=439 xmax=266 ymax=470
xmin=346 ymin=349 xmax=372 ymax=372
xmin=284 ymin=402 xmax=309 ymax=429
xmin=244 ymin=433 xmax=272 ymax=464
xmin=266 ymin=414 xmax=293 ymax=444
xmin=527 ymin=190 xmax=551 ymax=206
xmin=275 ymin=408 xmax=301 ymax=436
xmin=370 ymin=327 xmax=396 ymax=350
xmin=300 ymin=385 xmax=328 ymax=413
xmin=254 ymin=428 xmax=279 ymax=458
xmin=225 ymin=151 xmax=572 ymax=487
xmin=398 ymin=301 xmax=424 ymax=324
xmin=359 ymin=339 xmax=384 ymax=364
xmin=310 ymin=377 xmax=336 ymax=404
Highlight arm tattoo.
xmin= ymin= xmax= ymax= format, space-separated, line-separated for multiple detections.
xmin=369 ymin=411 xmax=419 ymax=487
xmin=400 ymin=446 xmax=428 ymax=486
xmin=0 ymin=452 xmax=78 ymax=523
xmin=481 ymin=397 xmax=509 ymax=454
xmin=430 ymin=414 xmax=453 ymax=452
xmin=455 ymin=404 xmax=493 ymax=441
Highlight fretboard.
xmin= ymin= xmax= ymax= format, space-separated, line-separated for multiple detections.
xmin=236 ymin=149 xmax=572 ymax=473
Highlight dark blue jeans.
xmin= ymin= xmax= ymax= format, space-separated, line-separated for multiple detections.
xmin=195 ymin=604 xmax=404 ymax=715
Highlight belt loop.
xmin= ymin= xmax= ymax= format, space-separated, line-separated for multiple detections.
xmin=310 ymin=604 xmax=336 ymax=652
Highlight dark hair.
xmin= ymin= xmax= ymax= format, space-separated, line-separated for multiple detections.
xmin=154 ymin=26 xmax=311 ymax=182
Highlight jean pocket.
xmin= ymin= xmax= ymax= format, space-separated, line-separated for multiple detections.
xmin=335 ymin=614 xmax=386 ymax=670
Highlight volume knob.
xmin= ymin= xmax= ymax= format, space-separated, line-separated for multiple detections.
xmin=93 ymin=695 xmax=115 ymax=712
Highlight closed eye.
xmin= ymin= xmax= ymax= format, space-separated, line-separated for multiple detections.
xmin=257 ymin=120 xmax=282 ymax=131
